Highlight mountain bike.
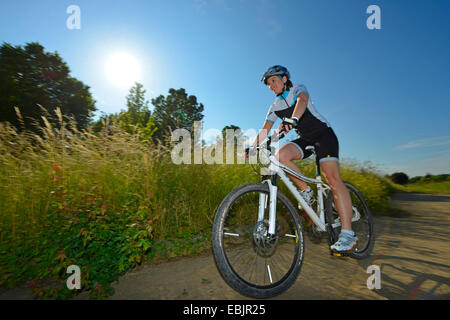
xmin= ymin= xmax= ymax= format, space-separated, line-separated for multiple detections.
xmin=211 ymin=127 xmax=374 ymax=299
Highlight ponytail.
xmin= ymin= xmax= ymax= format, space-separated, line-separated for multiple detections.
xmin=286 ymin=79 xmax=293 ymax=90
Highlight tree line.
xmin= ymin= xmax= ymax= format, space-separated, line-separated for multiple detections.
xmin=0 ymin=42 xmax=207 ymax=143
xmin=388 ymin=172 xmax=449 ymax=185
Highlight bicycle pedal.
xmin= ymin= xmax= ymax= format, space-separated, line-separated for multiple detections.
xmin=331 ymin=251 xmax=349 ymax=257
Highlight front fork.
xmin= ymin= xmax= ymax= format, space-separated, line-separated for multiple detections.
xmin=258 ymin=176 xmax=278 ymax=235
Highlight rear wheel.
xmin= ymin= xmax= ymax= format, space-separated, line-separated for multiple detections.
xmin=325 ymin=181 xmax=374 ymax=259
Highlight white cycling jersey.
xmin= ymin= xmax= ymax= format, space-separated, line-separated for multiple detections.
xmin=264 ymin=84 xmax=331 ymax=141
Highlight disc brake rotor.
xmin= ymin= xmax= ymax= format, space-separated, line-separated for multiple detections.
xmin=252 ymin=220 xmax=279 ymax=257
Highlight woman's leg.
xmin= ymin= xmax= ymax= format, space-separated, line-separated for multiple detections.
xmin=275 ymin=143 xmax=308 ymax=191
xmin=320 ymin=160 xmax=353 ymax=231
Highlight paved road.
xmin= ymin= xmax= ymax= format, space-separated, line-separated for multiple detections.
xmin=1 ymin=193 xmax=449 ymax=300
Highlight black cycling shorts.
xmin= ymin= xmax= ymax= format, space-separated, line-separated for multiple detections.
xmin=289 ymin=127 xmax=339 ymax=163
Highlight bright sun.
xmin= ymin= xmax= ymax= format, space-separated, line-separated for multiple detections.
xmin=105 ymin=52 xmax=141 ymax=89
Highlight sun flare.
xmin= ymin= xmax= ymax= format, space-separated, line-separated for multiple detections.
xmin=105 ymin=52 xmax=141 ymax=89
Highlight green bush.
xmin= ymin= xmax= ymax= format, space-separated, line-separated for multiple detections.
xmin=389 ymin=172 xmax=409 ymax=185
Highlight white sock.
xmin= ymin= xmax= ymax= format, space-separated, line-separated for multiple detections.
xmin=341 ymin=229 xmax=355 ymax=237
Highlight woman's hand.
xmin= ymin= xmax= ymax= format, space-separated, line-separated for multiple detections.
xmin=279 ymin=117 xmax=298 ymax=133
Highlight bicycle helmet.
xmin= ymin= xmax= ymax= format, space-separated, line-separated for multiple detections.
xmin=261 ymin=65 xmax=290 ymax=85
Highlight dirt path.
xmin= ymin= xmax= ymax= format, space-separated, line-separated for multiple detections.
xmin=103 ymin=193 xmax=450 ymax=300
xmin=2 ymin=193 xmax=449 ymax=300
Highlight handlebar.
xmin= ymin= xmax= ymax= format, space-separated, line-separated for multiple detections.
xmin=265 ymin=126 xmax=286 ymax=149
xmin=247 ymin=126 xmax=286 ymax=156
xmin=246 ymin=117 xmax=295 ymax=157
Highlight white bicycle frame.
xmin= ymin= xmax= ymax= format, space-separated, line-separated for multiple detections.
xmin=256 ymin=144 xmax=361 ymax=236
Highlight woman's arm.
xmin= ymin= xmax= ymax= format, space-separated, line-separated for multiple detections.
xmin=281 ymin=91 xmax=309 ymax=132
xmin=252 ymin=120 xmax=274 ymax=147
xmin=292 ymin=92 xmax=309 ymax=119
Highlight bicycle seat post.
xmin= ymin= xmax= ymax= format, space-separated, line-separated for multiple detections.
xmin=305 ymin=145 xmax=321 ymax=177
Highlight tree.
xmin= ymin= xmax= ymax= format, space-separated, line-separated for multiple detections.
xmin=151 ymin=88 xmax=204 ymax=142
xmin=0 ymin=42 xmax=96 ymax=132
xmin=222 ymin=125 xmax=242 ymax=137
xmin=125 ymin=82 xmax=150 ymax=126
xmin=92 ymin=83 xmax=157 ymax=141
xmin=116 ymin=82 xmax=156 ymax=139
xmin=222 ymin=124 xmax=244 ymax=148
xmin=390 ymin=172 xmax=409 ymax=185
xmin=221 ymin=125 xmax=245 ymax=163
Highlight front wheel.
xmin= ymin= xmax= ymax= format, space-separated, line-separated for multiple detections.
xmin=212 ymin=183 xmax=305 ymax=299
xmin=325 ymin=181 xmax=374 ymax=259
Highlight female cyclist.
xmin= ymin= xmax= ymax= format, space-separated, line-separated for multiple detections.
xmin=252 ymin=65 xmax=358 ymax=253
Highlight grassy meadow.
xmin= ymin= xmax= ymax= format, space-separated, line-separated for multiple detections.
xmin=0 ymin=109 xmax=393 ymax=299
xmin=392 ymin=180 xmax=450 ymax=195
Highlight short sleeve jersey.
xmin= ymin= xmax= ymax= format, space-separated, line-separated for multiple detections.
xmin=265 ymin=84 xmax=331 ymax=141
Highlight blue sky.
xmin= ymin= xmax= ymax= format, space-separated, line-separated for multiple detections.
xmin=1 ymin=0 xmax=449 ymax=177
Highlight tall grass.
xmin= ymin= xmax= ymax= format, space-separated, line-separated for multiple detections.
xmin=0 ymin=108 xmax=392 ymax=298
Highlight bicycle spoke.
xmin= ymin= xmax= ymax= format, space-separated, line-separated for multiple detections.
xmin=266 ymin=264 xmax=273 ymax=284
xmin=224 ymin=232 xmax=240 ymax=237
xmin=269 ymin=255 xmax=284 ymax=282
xmin=249 ymin=246 xmax=258 ymax=279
